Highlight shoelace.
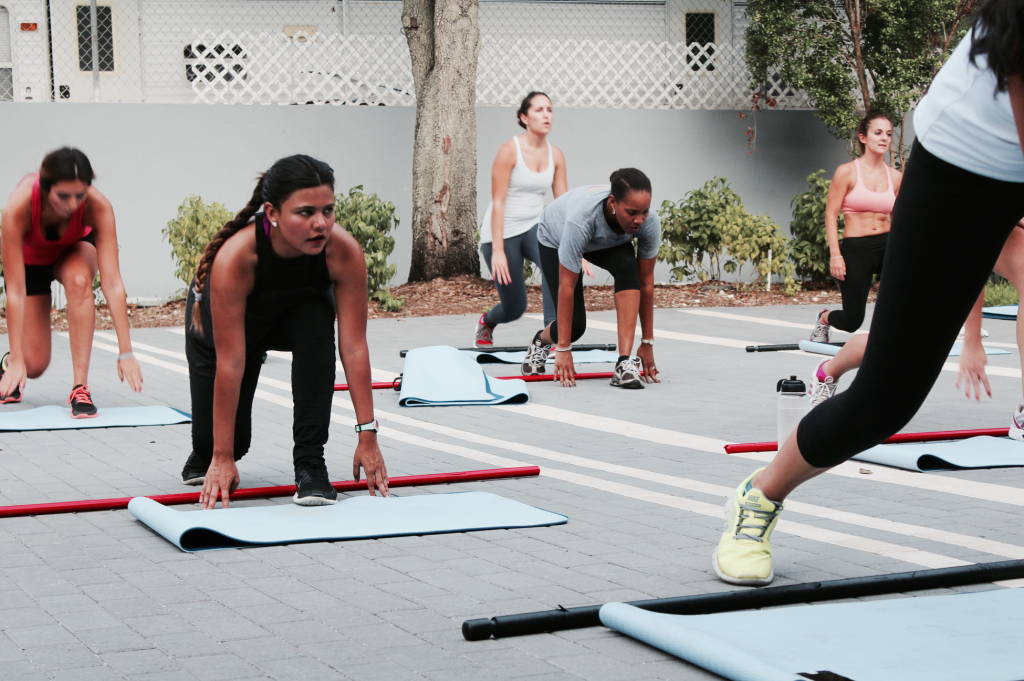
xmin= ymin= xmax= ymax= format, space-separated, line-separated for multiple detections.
xmin=477 ymin=325 xmax=493 ymax=343
xmin=732 ymin=502 xmax=781 ymax=543
xmin=809 ymin=376 xmax=837 ymax=407
xmin=617 ymin=356 xmax=641 ymax=377
xmin=526 ymin=340 xmax=550 ymax=368
xmin=68 ymin=385 xmax=94 ymax=406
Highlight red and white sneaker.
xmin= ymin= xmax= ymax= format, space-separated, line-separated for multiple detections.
xmin=68 ymin=385 xmax=98 ymax=419
xmin=808 ymin=357 xmax=838 ymax=407
xmin=475 ymin=314 xmax=494 ymax=348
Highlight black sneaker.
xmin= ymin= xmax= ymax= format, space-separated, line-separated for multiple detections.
xmin=520 ymin=330 xmax=551 ymax=376
xmin=0 ymin=353 xmax=22 ymax=404
xmin=610 ymin=357 xmax=644 ymax=390
xmin=68 ymin=385 xmax=98 ymax=418
xmin=293 ymin=463 xmax=338 ymax=506
xmin=181 ymin=451 xmax=210 ymax=486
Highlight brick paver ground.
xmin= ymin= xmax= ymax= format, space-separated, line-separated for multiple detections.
xmin=1 ymin=303 xmax=1021 ymax=680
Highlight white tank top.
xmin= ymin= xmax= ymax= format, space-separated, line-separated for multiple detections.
xmin=480 ymin=137 xmax=555 ymax=244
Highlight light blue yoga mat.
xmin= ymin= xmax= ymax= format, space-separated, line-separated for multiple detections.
xmin=399 ymin=346 xmax=529 ymax=407
xmin=0 ymin=405 xmax=191 ymax=431
xmin=983 ymin=305 xmax=1018 ymax=320
xmin=799 ymin=340 xmax=1010 ymax=357
xmin=129 ymin=491 xmax=567 ymax=552
xmin=853 ymin=435 xmax=1024 ymax=471
xmin=466 ymin=350 xmax=620 ymax=365
xmin=600 ymin=588 xmax=1024 ymax=681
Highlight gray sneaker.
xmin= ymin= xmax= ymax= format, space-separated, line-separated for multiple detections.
xmin=521 ymin=331 xmax=551 ymax=376
xmin=809 ymin=309 xmax=831 ymax=344
xmin=611 ymin=356 xmax=644 ymax=389
xmin=475 ymin=314 xmax=494 ymax=348
xmin=808 ymin=357 xmax=838 ymax=407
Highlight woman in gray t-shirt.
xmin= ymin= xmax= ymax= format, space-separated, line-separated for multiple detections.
xmin=522 ymin=169 xmax=661 ymax=389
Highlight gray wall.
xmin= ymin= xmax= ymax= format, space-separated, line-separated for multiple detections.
xmin=0 ymin=103 xmax=849 ymax=299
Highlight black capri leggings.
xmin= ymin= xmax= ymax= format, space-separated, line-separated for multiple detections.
xmin=797 ymin=141 xmax=1024 ymax=469
xmin=827 ymin=233 xmax=887 ymax=332
xmin=539 ymin=241 xmax=640 ymax=343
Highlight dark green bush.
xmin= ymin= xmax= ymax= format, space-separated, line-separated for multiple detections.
xmin=789 ymin=171 xmax=844 ymax=284
xmin=335 ymin=186 xmax=404 ymax=312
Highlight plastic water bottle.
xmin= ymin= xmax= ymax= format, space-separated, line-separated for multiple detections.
xmin=777 ymin=375 xmax=808 ymax=448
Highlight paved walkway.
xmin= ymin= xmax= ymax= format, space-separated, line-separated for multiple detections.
xmin=1 ymin=303 xmax=1022 ymax=680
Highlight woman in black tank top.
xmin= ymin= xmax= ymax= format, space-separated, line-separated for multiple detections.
xmin=181 ymin=155 xmax=388 ymax=509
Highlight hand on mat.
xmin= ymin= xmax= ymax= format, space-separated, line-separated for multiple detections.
xmin=582 ymin=258 xmax=595 ymax=278
xmin=830 ymin=256 xmax=846 ymax=281
xmin=956 ymin=341 xmax=992 ymax=401
xmin=554 ymin=350 xmax=576 ymax=387
xmin=117 ymin=356 xmax=144 ymax=392
xmin=200 ymin=458 xmax=240 ymax=509
xmin=637 ymin=344 xmax=660 ymax=383
xmin=0 ymin=356 xmax=26 ymax=401
xmin=354 ymin=436 xmax=389 ymax=496
xmin=490 ymin=250 xmax=512 ymax=286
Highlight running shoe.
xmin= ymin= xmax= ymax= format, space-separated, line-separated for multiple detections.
xmin=713 ymin=468 xmax=784 ymax=586
xmin=808 ymin=357 xmax=838 ymax=407
xmin=68 ymin=385 xmax=98 ymax=419
xmin=0 ymin=352 xmax=22 ymax=404
xmin=293 ymin=463 xmax=338 ymax=506
xmin=521 ymin=330 xmax=550 ymax=376
xmin=809 ymin=309 xmax=831 ymax=344
xmin=1010 ymin=404 xmax=1024 ymax=443
xmin=475 ymin=314 xmax=494 ymax=348
xmin=181 ymin=451 xmax=210 ymax=486
xmin=610 ymin=356 xmax=644 ymax=390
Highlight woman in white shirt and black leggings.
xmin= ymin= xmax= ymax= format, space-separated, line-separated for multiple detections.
xmin=476 ymin=92 xmax=569 ymax=351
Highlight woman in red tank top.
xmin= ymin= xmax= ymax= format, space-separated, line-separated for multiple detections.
xmin=0 ymin=147 xmax=142 ymax=417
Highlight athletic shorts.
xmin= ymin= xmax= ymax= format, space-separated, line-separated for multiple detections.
xmin=24 ymin=230 xmax=96 ymax=296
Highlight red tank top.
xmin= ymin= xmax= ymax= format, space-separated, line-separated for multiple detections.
xmin=22 ymin=173 xmax=92 ymax=266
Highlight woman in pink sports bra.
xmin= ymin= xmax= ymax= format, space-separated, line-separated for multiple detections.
xmin=810 ymin=112 xmax=904 ymax=343
xmin=0 ymin=147 xmax=142 ymax=416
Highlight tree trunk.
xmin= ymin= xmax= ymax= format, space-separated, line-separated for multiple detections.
xmin=403 ymin=0 xmax=481 ymax=281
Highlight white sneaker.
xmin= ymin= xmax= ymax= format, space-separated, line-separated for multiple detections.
xmin=808 ymin=357 xmax=838 ymax=407
xmin=610 ymin=356 xmax=644 ymax=389
xmin=521 ymin=331 xmax=550 ymax=376
xmin=1011 ymin=404 xmax=1024 ymax=442
xmin=809 ymin=309 xmax=831 ymax=344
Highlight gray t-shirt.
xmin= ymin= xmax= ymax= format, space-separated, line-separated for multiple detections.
xmin=536 ymin=185 xmax=661 ymax=273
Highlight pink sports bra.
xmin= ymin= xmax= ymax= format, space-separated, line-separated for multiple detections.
xmin=841 ymin=158 xmax=896 ymax=215
xmin=22 ymin=174 xmax=92 ymax=266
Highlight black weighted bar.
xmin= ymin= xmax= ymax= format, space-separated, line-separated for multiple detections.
xmin=745 ymin=342 xmax=846 ymax=353
xmin=462 ymin=558 xmax=1024 ymax=641
xmin=400 ymin=343 xmax=617 ymax=358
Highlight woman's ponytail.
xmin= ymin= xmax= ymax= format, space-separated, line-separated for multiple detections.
xmin=190 ymin=175 xmax=266 ymax=336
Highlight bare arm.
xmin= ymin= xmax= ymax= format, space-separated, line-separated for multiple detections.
xmin=551 ymin=146 xmax=568 ymax=198
xmin=86 ymin=190 xmax=142 ymax=391
xmin=551 ymin=263 xmax=579 ymax=387
xmin=825 ymin=164 xmax=853 ymax=280
xmin=957 ymin=289 xmax=991 ymax=400
xmin=488 ymin=142 xmax=517 ymax=286
xmin=327 ymin=224 xmax=388 ymax=496
xmin=0 ymin=183 xmax=33 ymax=398
xmin=636 ymin=256 xmax=659 ymax=383
xmin=1010 ymin=75 xmax=1024 ymax=155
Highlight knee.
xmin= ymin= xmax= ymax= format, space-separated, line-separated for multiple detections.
xmin=25 ymin=357 xmax=50 ymax=378
xmin=63 ymin=272 xmax=94 ymax=299
xmin=506 ymin=298 xmax=527 ymax=321
xmin=571 ymin=319 xmax=587 ymax=343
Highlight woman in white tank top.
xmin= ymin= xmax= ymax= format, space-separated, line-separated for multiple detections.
xmin=476 ymin=92 xmax=569 ymax=349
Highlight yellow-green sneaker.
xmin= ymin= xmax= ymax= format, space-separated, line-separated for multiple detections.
xmin=713 ymin=468 xmax=784 ymax=586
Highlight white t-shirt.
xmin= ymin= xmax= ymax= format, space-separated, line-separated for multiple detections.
xmin=915 ymin=27 xmax=1022 ymax=182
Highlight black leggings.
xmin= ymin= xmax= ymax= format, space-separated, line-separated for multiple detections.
xmin=539 ymin=241 xmax=640 ymax=343
xmin=827 ymin=233 xmax=887 ymax=332
xmin=798 ymin=141 xmax=1024 ymax=468
xmin=188 ymin=296 xmax=337 ymax=469
xmin=480 ymin=224 xmax=555 ymax=326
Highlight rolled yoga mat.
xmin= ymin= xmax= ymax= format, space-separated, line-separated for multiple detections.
xmin=465 ymin=349 xmax=620 ymax=365
xmin=599 ymin=588 xmax=1024 ymax=681
xmin=983 ymin=305 xmax=1018 ymax=320
xmin=852 ymin=435 xmax=1024 ymax=471
xmin=398 ymin=346 xmax=529 ymax=407
xmin=129 ymin=491 xmax=567 ymax=552
xmin=0 ymin=405 xmax=191 ymax=432
xmin=799 ymin=340 xmax=1011 ymax=357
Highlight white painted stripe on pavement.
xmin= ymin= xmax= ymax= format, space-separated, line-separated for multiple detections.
xmin=681 ymin=309 xmax=858 ymax=334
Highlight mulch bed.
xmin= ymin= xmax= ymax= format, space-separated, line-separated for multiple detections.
xmin=0 ymin=277 xmax=873 ymax=333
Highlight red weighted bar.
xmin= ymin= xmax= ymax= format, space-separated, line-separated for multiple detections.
xmin=0 ymin=466 xmax=541 ymax=519
xmin=724 ymin=427 xmax=1012 ymax=454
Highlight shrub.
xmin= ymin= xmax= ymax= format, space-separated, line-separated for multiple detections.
xmin=162 ymin=196 xmax=234 ymax=290
xmin=789 ymin=170 xmax=844 ymax=283
xmin=985 ymin=280 xmax=1019 ymax=307
xmin=720 ymin=206 xmax=800 ymax=295
xmin=335 ymin=186 xmax=404 ymax=312
xmin=657 ymin=177 xmax=734 ymax=282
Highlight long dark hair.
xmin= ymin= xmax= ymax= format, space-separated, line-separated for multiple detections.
xmin=855 ymin=112 xmax=892 ymax=157
xmin=190 ymin=154 xmax=335 ymax=335
xmin=39 ymin=147 xmax=95 ymax=196
xmin=517 ymin=91 xmax=550 ymax=129
xmin=970 ymin=0 xmax=1024 ymax=93
xmin=609 ymin=168 xmax=652 ymax=201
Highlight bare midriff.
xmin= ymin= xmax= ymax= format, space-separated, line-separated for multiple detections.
xmin=842 ymin=211 xmax=890 ymax=238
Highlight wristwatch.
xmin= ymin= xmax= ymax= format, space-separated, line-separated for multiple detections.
xmin=641 ymin=338 xmax=654 ymax=346
xmin=354 ymin=419 xmax=379 ymax=434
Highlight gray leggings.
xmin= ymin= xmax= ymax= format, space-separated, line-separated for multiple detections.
xmin=481 ymin=224 xmax=555 ymax=327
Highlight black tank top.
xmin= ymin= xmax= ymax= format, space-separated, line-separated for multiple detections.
xmin=185 ymin=212 xmax=333 ymax=376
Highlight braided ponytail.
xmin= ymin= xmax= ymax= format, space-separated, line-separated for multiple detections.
xmin=190 ymin=176 xmax=266 ymax=336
